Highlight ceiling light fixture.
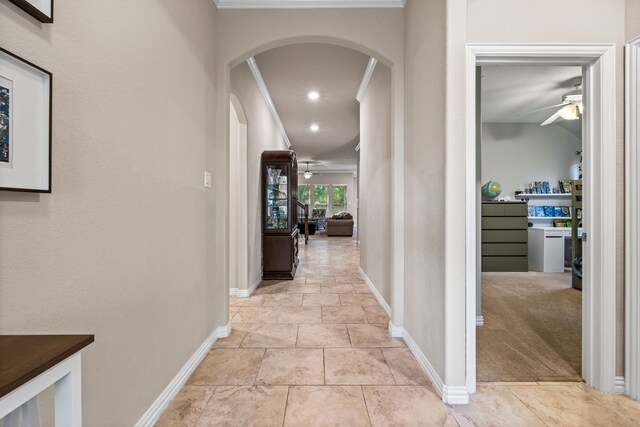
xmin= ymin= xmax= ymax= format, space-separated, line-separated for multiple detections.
xmin=558 ymin=104 xmax=580 ymax=121
xmin=310 ymin=124 xmax=319 ymax=132
xmin=308 ymin=91 xmax=320 ymax=101
xmin=304 ymin=162 xmax=313 ymax=179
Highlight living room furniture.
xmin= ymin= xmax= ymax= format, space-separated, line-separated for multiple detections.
xmin=312 ymin=209 xmax=327 ymax=230
xmin=262 ymin=150 xmax=299 ymax=280
xmin=298 ymin=221 xmax=316 ymax=236
xmin=326 ymin=218 xmax=354 ymax=236
xmin=571 ymin=179 xmax=583 ymax=290
xmin=481 ymin=201 xmax=528 ymax=272
xmin=0 ymin=335 xmax=94 ymax=426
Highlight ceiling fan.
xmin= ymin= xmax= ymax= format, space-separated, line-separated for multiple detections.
xmin=303 ymin=162 xmax=313 ymax=179
xmin=527 ymin=83 xmax=583 ymax=126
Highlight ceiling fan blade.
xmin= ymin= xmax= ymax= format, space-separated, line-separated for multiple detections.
xmin=541 ymin=111 xmax=561 ymax=126
xmin=519 ymin=102 xmax=569 ymax=116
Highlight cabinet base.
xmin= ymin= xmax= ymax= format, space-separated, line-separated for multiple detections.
xmin=263 ymin=266 xmax=297 ymax=281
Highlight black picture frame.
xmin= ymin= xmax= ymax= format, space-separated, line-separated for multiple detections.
xmin=9 ymin=0 xmax=53 ymax=23
xmin=0 ymin=47 xmax=53 ymax=193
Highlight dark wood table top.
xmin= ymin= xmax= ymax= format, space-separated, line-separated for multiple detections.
xmin=0 ymin=335 xmax=94 ymax=398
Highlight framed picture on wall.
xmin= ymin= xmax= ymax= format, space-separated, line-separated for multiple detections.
xmin=9 ymin=0 xmax=53 ymax=23
xmin=0 ymin=47 xmax=52 ymax=192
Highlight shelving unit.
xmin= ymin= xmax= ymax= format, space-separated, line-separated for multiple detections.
xmin=518 ymin=191 xmax=573 ymax=228
xmin=519 ymin=193 xmax=572 ymax=198
xmin=528 ymin=216 xmax=572 ymax=220
xmin=262 ymin=150 xmax=299 ymax=280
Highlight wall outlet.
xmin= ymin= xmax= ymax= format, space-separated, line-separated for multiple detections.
xmin=204 ymin=171 xmax=212 ymax=188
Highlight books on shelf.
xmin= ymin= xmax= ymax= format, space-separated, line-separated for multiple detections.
xmin=524 ymin=179 xmax=573 ymax=195
xmin=527 ymin=205 xmax=572 ymax=219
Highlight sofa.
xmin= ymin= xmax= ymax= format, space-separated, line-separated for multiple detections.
xmin=326 ymin=212 xmax=354 ymax=237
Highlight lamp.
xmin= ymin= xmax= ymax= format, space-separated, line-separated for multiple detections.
xmin=558 ymin=103 xmax=580 ymax=121
xmin=304 ymin=162 xmax=312 ymax=179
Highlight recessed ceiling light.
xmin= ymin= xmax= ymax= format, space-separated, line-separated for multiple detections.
xmin=308 ymin=91 xmax=320 ymax=101
xmin=310 ymin=124 xmax=319 ymax=132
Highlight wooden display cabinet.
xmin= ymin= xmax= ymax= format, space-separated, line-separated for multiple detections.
xmin=262 ymin=151 xmax=299 ymax=280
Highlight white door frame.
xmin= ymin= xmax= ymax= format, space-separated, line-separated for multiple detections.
xmin=229 ymin=94 xmax=249 ymax=297
xmin=466 ymin=44 xmax=618 ymax=394
xmin=625 ymin=36 xmax=640 ymax=399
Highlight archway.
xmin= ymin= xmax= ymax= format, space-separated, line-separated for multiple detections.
xmin=229 ymin=94 xmax=249 ymax=296
xmin=218 ymin=33 xmax=406 ymax=346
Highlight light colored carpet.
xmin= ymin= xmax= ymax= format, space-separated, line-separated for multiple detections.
xmin=477 ymin=272 xmax=582 ymax=382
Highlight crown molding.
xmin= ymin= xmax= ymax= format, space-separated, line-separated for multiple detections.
xmin=247 ymin=57 xmax=292 ymax=148
xmin=214 ymin=0 xmax=405 ymax=9
xmin=356 ymin=57 xmax=378 ymax=102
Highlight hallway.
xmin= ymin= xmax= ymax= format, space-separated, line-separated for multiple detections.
xmin=157 ymin=235 xmax=454 ymax=426
xmin=156 ymin=236 xmax=640 ymax=426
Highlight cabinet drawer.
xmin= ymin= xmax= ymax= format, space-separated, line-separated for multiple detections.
xmin=482 ymin=243 xmax=528 ymax=256
xmin=482 ymin=217 xmax=528 ymax=230
xmin=482 ymin=256 xmax=528 ymax=272
xmin=504 ymin=204 xmax=528 ymax=216
xmin=482 ymin=204 xmax=505 ymax=216
xmin=482 ymin=230 xmax=528 ymax=243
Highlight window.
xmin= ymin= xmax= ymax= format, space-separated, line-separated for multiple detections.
xmin=298 ymin=185 xmax=310 ymax=205
xmin=313 ymin=185 xmax=329 ymax=218
xmin=332 ymin=185 xmax=347 ymax=214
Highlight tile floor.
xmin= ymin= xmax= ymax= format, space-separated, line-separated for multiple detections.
xmin=156 ymin=234 xmax=640 ymax=426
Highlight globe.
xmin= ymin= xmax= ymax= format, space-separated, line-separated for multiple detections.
xmin=482 ymin=181 xmax=502 ymax=199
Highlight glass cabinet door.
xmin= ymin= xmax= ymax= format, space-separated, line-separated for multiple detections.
xmin=265 ymin=164 xmax=289 ymax=231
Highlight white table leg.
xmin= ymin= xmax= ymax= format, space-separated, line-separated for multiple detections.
xmin=55 ymin=353 xmax=82 ymax=427
xmin=3 ymin=397 xmax=41 ymax=427
xmin=22 ymin=397 xmax=42 ymax=427
xmin=3 ymin=406 xmax=22 ymax=427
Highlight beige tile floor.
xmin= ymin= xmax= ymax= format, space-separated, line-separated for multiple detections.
xmin=157 ymin=233 xmax=640 ymax=426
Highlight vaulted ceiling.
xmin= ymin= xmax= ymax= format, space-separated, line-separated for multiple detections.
xmin=254 ymin=43 xmax=369 ymax=172
xmin=481 ymin=65 xmax=583 ymax=125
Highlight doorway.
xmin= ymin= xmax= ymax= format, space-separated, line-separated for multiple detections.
xmin=229 ymin=95 xmax=249 ymax=296
xmin=476 ymin=64 xmax=584 ymax=382
xmin=466 ymin=44 xmax=618 ymax=394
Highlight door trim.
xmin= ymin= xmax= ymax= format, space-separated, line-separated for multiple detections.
xmin=626 ymin=36 xmax=640 ymax=399
xmin=466 ymin=43 xmax=618 ymax=394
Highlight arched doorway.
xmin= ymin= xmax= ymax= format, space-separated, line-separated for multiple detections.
xmin=229 ymin=94 xmax=249 ymax=296
xmin=218 ymin=33 xmax=406 ymax=350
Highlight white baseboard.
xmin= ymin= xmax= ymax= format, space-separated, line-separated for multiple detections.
xmin=402 ymin=328 xmax=470 ymax=404
xmin=388 ymin=322 xmax=404 ymax=338
xmin=476 ymin=316 xmax=484 ymax=326
xmin=229 ymin=274 xmax=262 ymax=298
xmin=443 ymin=385 xmax=471 ymax=405
xmin=403 ymin=329 xmax=445 ymax=398
xmin=615 ymin=376 xmax=625 ymax=394
xmin=134 ymin=322 xmax=230 ymax=427
xmin=358 ymin=267 xmax=391 ymax=315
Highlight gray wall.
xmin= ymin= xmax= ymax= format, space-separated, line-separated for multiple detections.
xmin=231 ymin=62 xmax=288 ymax=289
xmin=403 ymin=0 xmax=448 ymax=379
xmin=467 ymin=0 xmax=627 ymax=377
xmin=360 ymin=64 xmax=392 ymax=305
xmin=627 ymin=0 xmax=640 ymax=41
xmin=0 ymin=1 xmax=223 ymax=425
xmin=481 ymin=123 xmax=582 ymax=199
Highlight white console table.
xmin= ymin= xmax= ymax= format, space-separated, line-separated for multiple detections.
xmin=528 ymin=226 xmax=582 ymax=273
xmin=0 ymin=335 xmax=94 ymax=427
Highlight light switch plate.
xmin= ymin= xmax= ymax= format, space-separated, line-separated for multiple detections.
xmin=204 ymin=171 xmax=212 ymax=188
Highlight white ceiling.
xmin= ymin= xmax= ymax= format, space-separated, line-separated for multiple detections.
xmin=255 ymin=43 xmax=370 ymax=172
xmin=481 ymin=65 xmax=583 ymax=125
xmin=214 ymin=0 xmax=405 ymax=8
